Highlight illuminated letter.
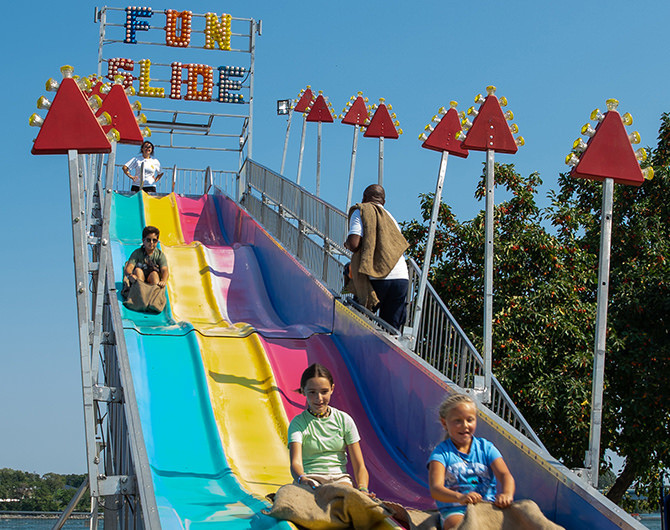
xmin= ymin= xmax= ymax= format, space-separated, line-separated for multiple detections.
xmin=107 ymin=58 xmax=135 ymax=88
xmin=124 ymin=6 xmax=153 ymax=44
xmin=217 ymin=66 xmax=245 ymax=103
xmin=185 ymin=64 xmax=214 ymax=102
xmin=170 ymin=62 xmax=183 ymax=100
xmin=204 ymin=13 xmax=232 ymax=50
xmin=165 ymin=10 xmax=192 ymax=47
xmin=138 ymin=59 xmax=165 ymax=98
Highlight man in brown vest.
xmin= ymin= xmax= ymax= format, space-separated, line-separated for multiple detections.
xmin=345 ymin=184 xmax=409 ymax=331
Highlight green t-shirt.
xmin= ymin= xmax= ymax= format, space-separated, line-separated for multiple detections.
xmin=288 ymin=407 xmax=360 ymax=474
xmin=127 ymin=247 xmax=168 ymax=273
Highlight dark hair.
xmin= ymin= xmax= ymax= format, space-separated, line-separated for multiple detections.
xmin=142 ymin=225 xmax=160 ymax=239
xmin=362 ymin=184 xmax=385 ymax=205
xmin=140 ymin=141 xmax=155 ymax=155
xmin=299 ymin=363 xmax=334 ymax=393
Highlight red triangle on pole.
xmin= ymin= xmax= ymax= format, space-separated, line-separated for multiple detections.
xmin=98 ymin=84 xmax=144 ymax=145
xmin=306 ymin=95 xmax=334 ymax=123
xmin=294 ymin=87 xmax=315 ymax=113
xmin=422 ymin=108 xmax=469 ymax=158
xmin=32 ymin=78 xmax=111 ymax=155
xmin=341 ymin=96 xmax=368 ymax=126
xmin=363 ymin=104 xmax=399 ymax=139
xmin=572 ymin=110 xmax=644 ymax=187
xmin=461 ymin=95 xmax=517 ymax=154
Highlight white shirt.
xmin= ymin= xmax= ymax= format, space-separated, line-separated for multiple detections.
xmin=348 ymin=207 xmax=409 ymax=280
xmin=125 ymin=156 xmax=161 ymax=187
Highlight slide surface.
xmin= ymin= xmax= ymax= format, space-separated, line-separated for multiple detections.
xmin=110 ymin=191 xmax=637 ymax=530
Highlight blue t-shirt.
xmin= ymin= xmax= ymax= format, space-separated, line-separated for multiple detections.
xmin=428 ymin=436 xmax=502 ymax=511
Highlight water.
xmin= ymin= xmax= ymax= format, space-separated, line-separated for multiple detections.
xmin=639 ymin=513 xmax=663 ymax=530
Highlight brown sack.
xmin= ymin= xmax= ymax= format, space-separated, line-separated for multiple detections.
xmin=122 ymin=276 xmax=167 ymax=313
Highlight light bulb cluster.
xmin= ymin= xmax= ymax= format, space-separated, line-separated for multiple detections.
xmin=217 ymin=66 xmax=245 ymax=103
xmin=457 ymin=86 xmax=523 ymax=146
xmin=565 ymin=98 xmax=651 ymax=179
xmin=204 ymin=13 xmax=232 ymax=50
xmin=139 ymin=59 xmax=165 ymax=98
xmin=418 ymin=101 xmax=454 ymax=141
xmin=107 ymin=58 xmax=135 ymax=88
xmin=165 ymin=10 xmax=192 ymax=47
xmin=304 ymin=91 xmax=336 ymax=119
xmin=29 ymin=65 xmax=121 ymax=144
xmin=363 ymin=97 xmax=403 ymax=135
xmin=339 ymin=91 xmax=368 ymax=119
xmin=184 ymin=64 xmax=214 ymax=101
xmin=125 ymin=6 xmax=153 ymax=44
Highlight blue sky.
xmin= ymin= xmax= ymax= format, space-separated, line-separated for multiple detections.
xmin=1 ymin=0 xmax=668 ymax=475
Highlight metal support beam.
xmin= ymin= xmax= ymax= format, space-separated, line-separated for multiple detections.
xmin=482 ymin=149 xmax=495 ymax=404
xmin=586 ymin=176 xmax=614 ymax=489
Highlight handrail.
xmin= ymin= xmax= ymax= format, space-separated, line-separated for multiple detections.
xmin=240 ymin=158 xmax=545 ymax=450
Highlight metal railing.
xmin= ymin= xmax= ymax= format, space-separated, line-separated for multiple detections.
xmin=112 ymin=163 xmax=238 ymax=197
xmin=241 ymin=158 xmax=545 ymax=449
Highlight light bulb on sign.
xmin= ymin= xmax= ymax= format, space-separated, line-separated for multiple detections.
xmin=29 ymin=113 xmax=44 ymax=127
xmin=605 ymin=98 xmax=619 ymax=111
xmin=622 ymin=112 xmax=633 ymax=126
xmin=60 ymin=65 xmax=74 ymax=78
xmin=635 ymin=148 xmax=647 ymax=162
xmin=628 ymin=131 xmax=641 ymax=144
xmin=515 ymin=136 xmax=525 ymax=147
xmin=642 ymin=167 xmax=654 ymax=180
xmin=581 ymin=123 xmax=596 ymax=137
xmin=590 ymin=108 xmax=604 ymax=122
xmin=486 ymin=85 xmax=497 ymax=95
xmin=36 ymin=96 xmax=51 ymax=110
xmin=45 ymin=78 xmax=59 ymax=92
xmin=572 ymin=138 xmax=588 ymax=152
xmin=565 ymin=153 xmax=580 ymax=166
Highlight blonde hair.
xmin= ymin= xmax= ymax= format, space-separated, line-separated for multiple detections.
xmin=438 ymin=393 xmax=477 ymax=420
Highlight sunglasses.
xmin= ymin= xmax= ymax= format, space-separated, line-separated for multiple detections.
xmin=144 ymin=237 xmax=159 ymax=243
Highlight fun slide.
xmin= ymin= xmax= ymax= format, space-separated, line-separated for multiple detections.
xmin=108 ymin=190 xmax=640 ymax=529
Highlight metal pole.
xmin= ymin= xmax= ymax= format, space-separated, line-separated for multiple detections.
xmin=247 ymin=19 xmax=257 ymax=159
xmin=345 ymin=125 xmax=360 ymax=212
xmin=586 ymin=176 xmax=614 ymax=488
xmin=280 ymin=109 xmax=293 ymax=175
xmin=316 ymin=121 xmax=322 ymax=197
xmin=482 ymin=149 xmax=495 ymax=404
xmin=378 ymin=137 xmax=384 ymax=186
xmin=297 ymin=114 xmax=307 ymax=185
xmin=411 ymin=151 xmax=449 ymax=348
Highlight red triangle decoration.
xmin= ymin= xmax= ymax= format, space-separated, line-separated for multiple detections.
xmin=461 ymin=95 xmax=517 ymax=154
xmin=306 ymin=95 xmax=334 ymax=123
xmin=572 ymin=110 xmax=644 ymax=186
xmin=341 ymin=96 xmax=369 ymax=126
xmin=294 ymin=87 xmax=315 ymax=113
xmin=97 ymin=84 xmax=144 ymax=144
xmin=363 ymin=104 xmax=399 ymax=139
xmin=422 ymin=108 xmax=469 ymax=158
xmin=32 ymin=78 xmax=111 ymax=155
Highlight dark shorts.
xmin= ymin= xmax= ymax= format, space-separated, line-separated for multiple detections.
xmin=131 ymin=185 xmax=156 ymax=193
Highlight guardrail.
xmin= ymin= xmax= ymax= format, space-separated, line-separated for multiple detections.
xmin=240 ymin=158 xmax=545 ymax=449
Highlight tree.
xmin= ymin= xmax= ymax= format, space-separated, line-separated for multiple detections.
xmin=402 ymin=114 xmax=669 ymax=507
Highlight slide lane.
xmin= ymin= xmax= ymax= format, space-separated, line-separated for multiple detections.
xmin=143 ymin=195 xmax=296 ymax=497
xmin=112 ymin=192 xmax=292 ymax=528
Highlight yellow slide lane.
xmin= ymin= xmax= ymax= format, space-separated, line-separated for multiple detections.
xmin=143 ymin=194 xmax=184 ymax=246
xmin=143 ymin=193 xmax=293 ymax=497
xmin=199 ymin=334 xmax=292 ymax=495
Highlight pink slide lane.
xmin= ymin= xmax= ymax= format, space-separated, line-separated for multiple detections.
xmin=262 ymin=334 xmax=434 ymax=510
xmin=176 ymin=195 xmax=227 ymax=246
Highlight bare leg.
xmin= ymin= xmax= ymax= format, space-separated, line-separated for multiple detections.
xmin=134 ymin=267 xmax=146 ymax=282
xmin=443 ymin=513 xmax=464 ymax=530
xmin=145 ymin=270 xmax=160 ymax=285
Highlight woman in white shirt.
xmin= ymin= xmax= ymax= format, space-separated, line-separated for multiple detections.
xmin=123 ymin=141 xmax=163 ymax=193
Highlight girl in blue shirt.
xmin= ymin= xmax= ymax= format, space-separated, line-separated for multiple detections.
xmin=428 ymin=393 xmax=515 ymax=529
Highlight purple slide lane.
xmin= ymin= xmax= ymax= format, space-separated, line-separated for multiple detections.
xmin=262 ymin=334 xmax=435 ymax=510
xmin=176 ymin=195 xmax=228 ymax=246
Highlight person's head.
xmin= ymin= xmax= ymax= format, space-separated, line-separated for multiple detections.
xmin=299 ymin=363 xmax=335 ymax=415
xmin=438 ymin=393 xmax=478 ymax=449
xmin=140 ymin=141 xmax=155 ymax=158
xmin=142 ymin=226 xmax=160 ymax=252
xmin=362 ymin=184 xmax=385 ymax=205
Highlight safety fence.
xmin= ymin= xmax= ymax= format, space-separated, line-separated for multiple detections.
xmin=240 ymin=159 xmax=545 ymax=449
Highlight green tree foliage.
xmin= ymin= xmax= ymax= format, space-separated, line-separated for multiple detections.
xmin=402 ymin=114 xmax=670 ymax=507
xmin=0 ymin=468 xmax=89 ymax=512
